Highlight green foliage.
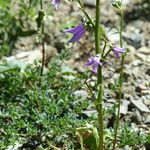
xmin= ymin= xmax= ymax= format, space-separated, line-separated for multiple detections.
xmin=0 ymin=51 xmax=91 ymax=149
xmin=119 ymin=123 xmax=146 ymax=148
xmin=0 ymin=0 xmax=38 ymax=57
xmin=0 ymin=51 xmax=148 ymax=149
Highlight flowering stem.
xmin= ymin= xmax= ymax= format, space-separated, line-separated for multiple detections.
xmin=40 ymin=0 xmax=45 ymax=77
xmin=97 ymin=67 xmax=103 ymax=150
xmin=113 ymin=10 xmax=124 ymax=150
xmin=77 ymin=0 xmax=95 ymax=28
xmin=95 ymin=0 xmax=103 ymax=150
xmin=95 ymin=0 xmax=100 ymax=54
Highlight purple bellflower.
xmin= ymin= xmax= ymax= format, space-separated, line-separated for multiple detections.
xmin=51 ymin=0 xmax=61 ymax=9
xmin=64 ymin=24 xmax=86 ymax=43
xmin=113 ymin=47 xmax=126 ymax=58
xmin=84 ymin=56 xmax=102 ymax=74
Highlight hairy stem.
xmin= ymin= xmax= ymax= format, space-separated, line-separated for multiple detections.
xmin=40 ymin=0 xmax=45 ymax=77
xmin=77 ymin=0 xmax=95 ymax=28
xmin=95 ymin=0 xmax=103 ymax=150
xmin=113 ymin=10 xmax=124 ymax=150
xmin=97 ymin=66 xmax=103 ymax=150
xmin=95 ymin=0 xmax=100 ymax=54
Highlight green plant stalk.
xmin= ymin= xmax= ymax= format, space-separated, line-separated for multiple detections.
xmin=95 ymin=0 xmax=103 ymax=149
xmin=113 ymin=10 xmax=124 ymax=150
xmin=40 ymin=0 xmax=45 ymax=77
xmin=76 ymin=132 xmax=84 ymax=150
xmin=95 ymin=0 xmax=100 ymax=54
xmin=97 ymin=67 xmax=103 ymax=150
xmin=77 ymin=0 xmax=95 ymax=28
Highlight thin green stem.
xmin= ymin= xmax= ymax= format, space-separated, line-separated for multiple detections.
xmin=77 ymin=0 xmax=95 ymax=28
xmin=103 ymin=47 xmax=112 ymax=59
xmin=113 ymin=10 xmax=124 ymax=150
xmin=102 ymin=40 xmax=107 ymax=57
xmin=40 ymin=0 xmax=43 ymax=9
xmin=97 ymin=66 xmax=103 ymax=150
xmin=40 ymin=0 xmax=45 ymax=77
xmin=95 ymin=0 xmax=103 ymax=150
xmin=95 ymin=0 xmax=100 ymax=54
xmin=84 ymin=79 xmax=96 ymax=99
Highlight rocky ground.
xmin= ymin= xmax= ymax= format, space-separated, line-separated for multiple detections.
xmin=1 ymin=0 xmax=150 ymax=149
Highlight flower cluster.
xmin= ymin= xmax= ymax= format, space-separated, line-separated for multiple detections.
xmin=51 ymin=1 xmax=126 ymax=73
xmin=84 ymin=56 xmax=102 ymax=74
xmin=113 ymin=47 xmax=126 ymax=58
xmin=64 ymin=24 xmax=86 ymax=43
xmin=51 ymin=0 xmax=61 ymax=10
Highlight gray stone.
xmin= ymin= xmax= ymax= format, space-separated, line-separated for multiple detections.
xmin=138 ymin=47 xmax=150 ymax=55
xmin=143 ymin=97 xmax=150 ymax=106
xmin=144 ymin=114 xmax=150 ymax=124
xmin=130 ymin=100 xmax=150 ymax=113
xmin=73 ymin=90 xmax=88 ymax=98
xmin=135 ymin=53 xmax=147 ymax=61
xmin=124 ymin=54 xmax=136 ymax=64
xmin=106 ymin=28 xmax=120 ymax=43
xmin=120 ymin=100 xmax=130 ymax=115
xmin=63 ymin=75 xmax=76 ymax=80
xmin=83 ymin=110 xmax=97 ymax=117
xmin=6 ymin=142 xmax=22 ymax=150
xmin=135 ymin=109 xmax=142 ymax=123
xmin=84 ymin=0 xmax=96 ymax=7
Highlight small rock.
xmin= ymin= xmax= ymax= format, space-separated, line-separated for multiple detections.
xmin=146 ymin=68 xmax=150 ymax=76
xmin=61 ymin=66 xmax=76 ymax=74
xmin=143 ymin=114 xmax=150 ymax=124
xmin=124 ymin=145 xmax=132 ymax=150
xmin=131 ymin=60 xmax=143 ymax=66
xmin=124 ymin=54 xmax=136 ymax=64
xmin=143 ymin=99 xmax=150 ymax=107
xmin=135 ymin=53 xmax=146 ymax=61
xmin=83 ymin=110 xmax=97 ymax=117
xmin=63 ymin=75 xmax=76 ymax=80
xmin=130 ymin=100 xmax=150 ymax=113
xmin=135 ymin=109 xmax=142 ymax=123
xmin=106 ymin=28 xmax=120 ymax=43
xmin=120 ymin=100 xmax=130 ymax=115
xmin=84 ymin=0 xmax=96 ymax=7
xmin=130 ymin=109 xmax=142 ymax=124
xmin=73 ymin=90 xmax=88 ymax=98
xmin=6 ymin=143 xmax=22 ymax=150
xmin=123 ymin=30 xmax=143 ymax=49
xmin=135 ymin=84 xmax=147 ymax=92
xmin=132 ymin=67 xmax=139 ymax=78
xmin=146 ymin=56 xmax=150 ymax=63
xmin=138 ymin=46 xmax=150 ymax=55
xmin=142 ymin=90 xmax=150 ymax=95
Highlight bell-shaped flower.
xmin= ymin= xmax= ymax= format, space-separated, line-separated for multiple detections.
xmin=51 ymin=0 xmax=61 ymax=9
xmin=113 ymin=47 xmax=126 ymax=58
xmin=84 ymin=56 xmax=102 ymax=74
xmin=64 ymin=24 xmax=86 ymax=43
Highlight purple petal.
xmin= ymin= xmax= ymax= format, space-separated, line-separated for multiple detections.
xmin=92 ymin=64 xmax=99 ymax=74
xmin=68 ymin=29 xmax=86 ymax=43
xmin=64 ymin=27 xmax=77 ymax=33
xmin=64 ymin=24 xmax=86 ymax=43
xmin=64 ymin=24 xmax=82 ymax=33
xmin=51 ymin=0 xmax=60 ymax=9
xmin=84 ymin=58 xmax=95 ymax=66
xmin=84 ymin=56 xmax=102 ymax=73
xmin=113 ymin=51 xmax=121 ymax=59
xmin=113 ymin=47 xmax=126 ymax=53
xmin=93 ymin=57 xmax=101 ymax=65
xmin=113 ymin=47 xmax=126 ymax=58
